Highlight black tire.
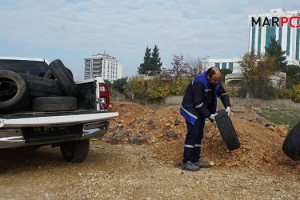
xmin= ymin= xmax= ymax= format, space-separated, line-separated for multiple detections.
xmin=43 ymin=68 xmax=73 ymax=79
xmin=19 ymin=73 xmax=63 ymax=97
xmin=43 ymin=69 xmax=55 ymax=79
xmin=215 ymin=109 xmax=240 ymax=151
xmin=60 ymin=139 xmax=90 ymax=162
xmin=33 ymin=96 xmax=77 ymax=111
xmin=48 ymin=59 xmax=80 ymax=96
xmin=0 ymin=70 xmax=28 ymax=111
xmin=282 ymin=122 xmax=300 ymax=161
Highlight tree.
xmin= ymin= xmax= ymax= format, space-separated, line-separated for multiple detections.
xmin=145 ymin=77 xmax=170 ymax=100
xmin=171 ymin=55 xmax=185 ymax=80
xmin=150 ymin=45 xmax=162 ymax=75
xmin=138 ymin=47 xmax=151 ymax=75
xmin=138 ymin=45 xmax=163 ymax=75
xmin=129 ymin=77 xmax=146 ymax=99
xmin=112 ymin=78 xmax=127 ymax=93
xmin=220 ymin=68 xmax=232 ymax=83
xmin=291 ymin=84 xmax=300 ymax=102
xmin=239 ymin=51 xmax=277 ymax=99
xmin=169 ymin=77 xmax=192 ymax=95
xmin=265 ymin=37 xmax=287 ymax=71
xmin=104 ymin=79 xmax=112 ymax=88
xmin=184 ymin=56 xmax=207 ymax=77
xmin=281 ymin=64 xmax=300 ymax=88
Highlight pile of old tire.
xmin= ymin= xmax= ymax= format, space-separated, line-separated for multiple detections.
xmin=0 ymin=59 xmax=80 ymax=113
xmin=0 ymin=70 xmax=29 ymax=112
xmin=282 ymin=121 xmax=300 ymax=161
xmin=215 ymin=109 xmax=241 ymax=151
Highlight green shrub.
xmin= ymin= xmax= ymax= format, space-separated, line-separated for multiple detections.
xmin=291 ymin=84 xmax=300 ymax=103
xmin=278 ymin=88 xmax=293 ymax=99
xmin=224 ymin=85 xmax=239 ymax=97
xmin=170 ymin=77 xmax=192 ymax=95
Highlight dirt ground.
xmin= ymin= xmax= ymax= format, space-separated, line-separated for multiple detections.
xmin=1 ymin=100 xmax=300 ymax=199
xmin=107 ymin=101 xmax=300 ymax=175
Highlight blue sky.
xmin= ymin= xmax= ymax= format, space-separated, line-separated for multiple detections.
xmin=0 ymin=0 xmax=299 ymax=80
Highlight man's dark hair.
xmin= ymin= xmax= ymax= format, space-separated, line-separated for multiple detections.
xmin=206 ymin=67 xmax=216 ymax=77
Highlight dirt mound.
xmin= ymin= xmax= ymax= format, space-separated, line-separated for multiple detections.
xmin=106 ymin=101 xmax=300 ymax=176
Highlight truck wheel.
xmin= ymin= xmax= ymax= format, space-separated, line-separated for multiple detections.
xmin=0 ymin=70 xmax=28 ymax=111
xmin=282 ymin=122 xmax=300 ymax=161
xmin=215 ymin=109 xmax=241 ymax=151
xmin=60 ymin=139 xmax=90 ymax=162
xmin=33 ymin=96 xmax=77 ymax=111
xmin=19 ymin=73 xmax=63 ymax=97
xmin=48 ymin=59 xmax=80 ymax=96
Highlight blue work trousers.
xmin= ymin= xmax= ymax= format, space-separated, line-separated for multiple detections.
xmin=183 ymin=117 xmax=206 ymax=163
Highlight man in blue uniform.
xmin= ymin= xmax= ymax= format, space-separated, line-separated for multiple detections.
xmin=180 ymin=67 xmax=231 ymax=171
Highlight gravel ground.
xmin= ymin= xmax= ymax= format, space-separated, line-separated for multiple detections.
xmin=1 ymin=140 xmax=300 ymax=200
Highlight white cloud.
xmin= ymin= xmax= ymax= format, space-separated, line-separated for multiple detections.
xmin=0 ymin=0 xmax=299 ymax=78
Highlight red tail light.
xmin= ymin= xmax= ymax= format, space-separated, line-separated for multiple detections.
xmin=99 ymin=83 xmax=110 ymax=110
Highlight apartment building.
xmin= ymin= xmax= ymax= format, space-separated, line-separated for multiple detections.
xmin=84 ymin=53 xmax=122 ymax=82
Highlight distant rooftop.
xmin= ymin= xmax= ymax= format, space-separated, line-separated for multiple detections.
xmin=92 ymin=53 xmax=115 ymax=59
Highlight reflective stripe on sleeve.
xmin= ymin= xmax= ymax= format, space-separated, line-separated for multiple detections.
xmin=195 ymin=144 xmax=201 ymax=147
xmin=195 ymin=102 xmax=203 ymax=108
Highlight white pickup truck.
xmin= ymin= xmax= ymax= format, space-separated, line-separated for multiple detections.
xmin=0 ymin=57 xmax=118 ymax=162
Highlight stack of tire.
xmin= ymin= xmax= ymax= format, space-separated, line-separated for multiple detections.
xmin=0 ymin=59 xmax=80 ymax=113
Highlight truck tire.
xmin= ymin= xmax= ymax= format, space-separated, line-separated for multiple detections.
xmin=19 ymin=73 xmax=63 ymax=97
xmin=43 ymin=69 xmax=55 ymax=79
xmin=43 ymin=68 xmax=74 ymax=79
xmin=282 ymin=122 xmax=300 ymax=161
xmin=48 ymin=59 xmax=80 ymax=96
xmin=60 ymin=139 xmax=90 ymax=162
xmin=33 ymin=96 xmax=77 ymax=111
xmin=215 ymin=109 xmax=240 ymax=151
xmin=0 ymin=70 xmax=28 ymax=111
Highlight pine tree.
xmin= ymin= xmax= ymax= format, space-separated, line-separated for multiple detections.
xmin=265 ymin=37 xmax=287 ymax=71
xmin=150 ymin=45 xmax=162 ymax=75
xmin=138 ymin=47 xmax=151 ymax=75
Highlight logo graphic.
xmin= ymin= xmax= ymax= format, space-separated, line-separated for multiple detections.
xmin=251 ymin=16 xmax=300 ymax=28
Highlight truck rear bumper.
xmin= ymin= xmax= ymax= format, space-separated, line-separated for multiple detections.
xmin=0 ymin=121 xmax=109 ymax=149
xmin=0 ymin=111 xmax=118 ymax=128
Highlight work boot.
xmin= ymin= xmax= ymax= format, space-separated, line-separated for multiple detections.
xmin=193 ymin=160 xmax=212 ymax=168
xmin=182 ymin=161 xmax=200 ymax=171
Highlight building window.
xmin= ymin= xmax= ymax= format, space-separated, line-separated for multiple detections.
xmin=266 ymin=25 xmax=276 ymax=49
xmin=251 ymin=26 xmax=256 ymax=51
xmin=229 ymin=62 xmax=233 ymax=72
xmin=286 ymin=26 xmax=291 ymax=56
xmin=215 ymin=63 xmax=220 ymax=67
xmin=222 ymin=63 xmax=226 ymax=70
xmin=279 ymin=25 xmax=282 ymax=45
xmin=296 ymin=25 xmax=300 ymax=60
xmin=258 ymin=27 xmax=262 ymax=54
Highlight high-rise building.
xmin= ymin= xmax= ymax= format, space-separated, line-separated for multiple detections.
xmin=84 ymin=53 xmax=123 ymax=82
xmin=248 ymin=8 xmax=300 ymax=65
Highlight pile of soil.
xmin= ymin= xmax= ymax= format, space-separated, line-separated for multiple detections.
xmin=105 ymin=101 xmax=300 ymax=176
